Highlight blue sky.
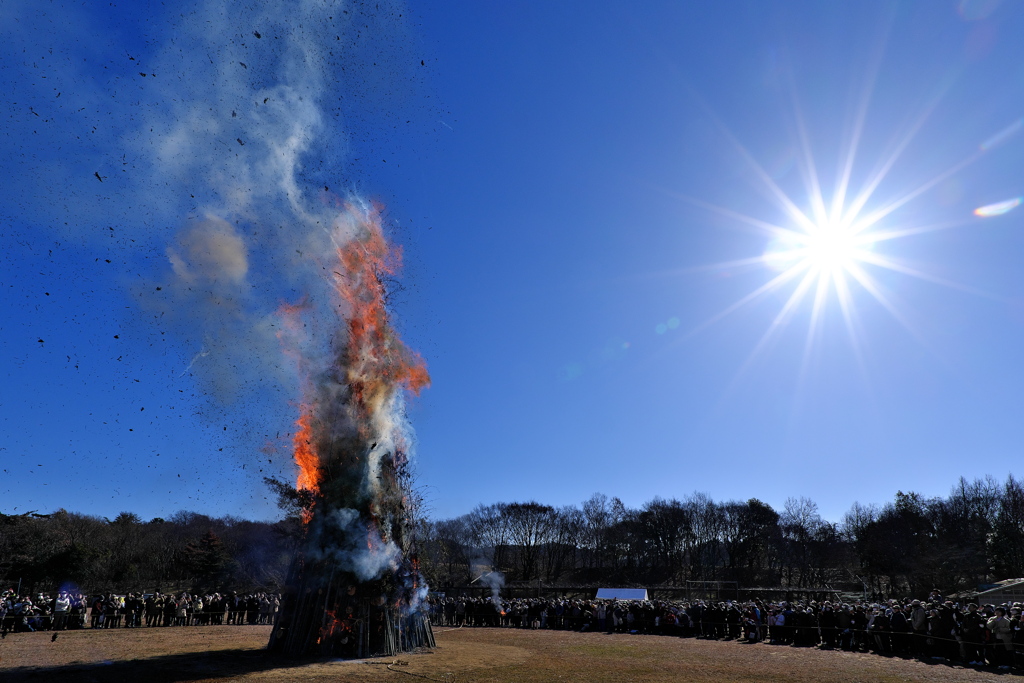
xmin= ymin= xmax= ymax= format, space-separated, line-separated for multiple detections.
xmin=2 ymin=0 xmax=1022 ymax=523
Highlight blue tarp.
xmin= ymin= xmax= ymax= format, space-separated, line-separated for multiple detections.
xmin=595 ymin=588 xmax=648 ymax=601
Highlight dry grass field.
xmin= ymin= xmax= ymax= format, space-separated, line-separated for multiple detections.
xmin=0 ymin=625 xmax=1017 ymax=682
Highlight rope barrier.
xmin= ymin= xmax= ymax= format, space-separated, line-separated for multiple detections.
xmin=426 ymin=617 xmax=1022 ymax=655
xmin=5 ymin=603 xmax=1019 ymax=666
xmin=383 ymin=661 xmax=455 ymax=682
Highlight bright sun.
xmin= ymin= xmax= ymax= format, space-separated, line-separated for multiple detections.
xmin=765 ymin=220 xmax=864 ymax=278
xmin=762 ymin=215 xmax=873 ymax=286
xmin=802 ymin=223 xmax=858 ymax=272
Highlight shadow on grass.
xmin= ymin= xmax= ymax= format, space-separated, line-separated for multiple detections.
xmin=3 ymin=647 xmax=327 ymax=683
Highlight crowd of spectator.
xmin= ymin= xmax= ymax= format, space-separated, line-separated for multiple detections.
xmin=426 ymin=591 xmax=1024 ymax=671
xmin=0 ymin=589 xmax=280 ymax=634
xmin=6 ymin=584 xmax=1022 ymax=671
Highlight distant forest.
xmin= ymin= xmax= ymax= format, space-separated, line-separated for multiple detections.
xmin=0 ymin=507 xmax=301 ymax=595
xmin=420 ymin=475 xmax=1024 ymax=597
xmin=2 ymin=475 xmax=1022 ymax=597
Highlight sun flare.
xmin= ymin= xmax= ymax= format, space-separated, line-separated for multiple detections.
xmin=678 ymin=75 xmax=995 ymax=377
xmin=803 ymin=223 xmax=859 ymax=271
xmin=765 ymin=219 xmax=867 ymax=279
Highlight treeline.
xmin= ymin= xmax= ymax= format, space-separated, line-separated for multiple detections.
xmin=0 ymin=509 xmax=300 ymax=595
xmin=417 ymin=475 xmax=1024 ymax=596
xmin=5 ymin=475 xmax=1022 ymax=598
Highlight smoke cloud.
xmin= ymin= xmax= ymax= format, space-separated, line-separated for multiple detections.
xmin=476 ymin=566 xmax=505 ymax=610
xmin=135 ymin=0 xmax=374 ymax=401
xmin=305 ymin=507 xmax=403 ymax=582
xmin=166 ymin=219 xmax=249 ymax=287
xmin=2 ymin=0 xmax=424 ymax=406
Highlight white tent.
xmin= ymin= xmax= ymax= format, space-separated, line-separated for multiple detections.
xmin=596 ymin=588 xmax=648 ymax=601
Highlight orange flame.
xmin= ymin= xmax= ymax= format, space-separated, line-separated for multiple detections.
xmin=333 ymin=206 xmax=430 ymax=421
xmin=318 ymin=609 xmax=352 ymax=644
xmin=281 ymin=204 xmax=428 ymax=522
xmin=293 ymin=409 xmax=320 ymax=493
xmin=276 ymin=299 xmax=320 ymax=499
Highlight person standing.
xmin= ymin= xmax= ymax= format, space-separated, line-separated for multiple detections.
xmin=52 ymin=591 xmax=71 ymax=631
xmin=90 ymin=595 xmax=104 ymax=629
xmin=145 ymin=593 xmax=159 ymax=627
xmin=769 ymin=606 xmax=785 ymax=644
xmin=1010 ymin=606 xmax=1022 ymax=670
xmin=0 ymin=592 xmax=12 ymax=635
xmin=961 ymin=604 xmax=986 ymax=665
xmin=909 ymin=599 xmax=928 ymax=657
xmin=869 ymin=606 xmax=891 ymax=655
xmin=819 ymin=603 xmax=837 ymax=649
xmin=888 ymin=604 xmax=910 ymax=656
xmin=69 ymin=593 xmax=87 ymax=629
xmin=988 ymin=607 xmax=1013 ymax=670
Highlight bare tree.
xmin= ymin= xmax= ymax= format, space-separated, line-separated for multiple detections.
xmin=990 ymin=475 xmax=1024 ymax=578
xmin=503 ymin=502 xmax=557 ymax=581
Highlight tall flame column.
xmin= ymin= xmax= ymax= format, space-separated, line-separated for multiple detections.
xmin=268 ymin=206 xmax=433 ymax=658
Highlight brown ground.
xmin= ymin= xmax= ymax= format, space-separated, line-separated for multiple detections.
xmin=0 ymin=625 xmax=1016 ymax=682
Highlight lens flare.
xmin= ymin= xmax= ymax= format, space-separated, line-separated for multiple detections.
xmin=974 ymin=197 xmax=1022 ymax=217
xmin=979 ymin=118 xmax=1022 ymax=151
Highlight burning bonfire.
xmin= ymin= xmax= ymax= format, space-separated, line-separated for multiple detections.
xmin=267 ymin=202 xmax=434 ymax=658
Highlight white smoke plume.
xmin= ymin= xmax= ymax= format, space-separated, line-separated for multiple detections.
xmin=476 ymin=567 xmax=506 ymax=611
xmin=2 ymin=0 xmax=423 ymax=405
xmin=306 ymin=508 xmax=402 ymax=582
xmin=135 ymin=0 xmax=366 ymax=402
